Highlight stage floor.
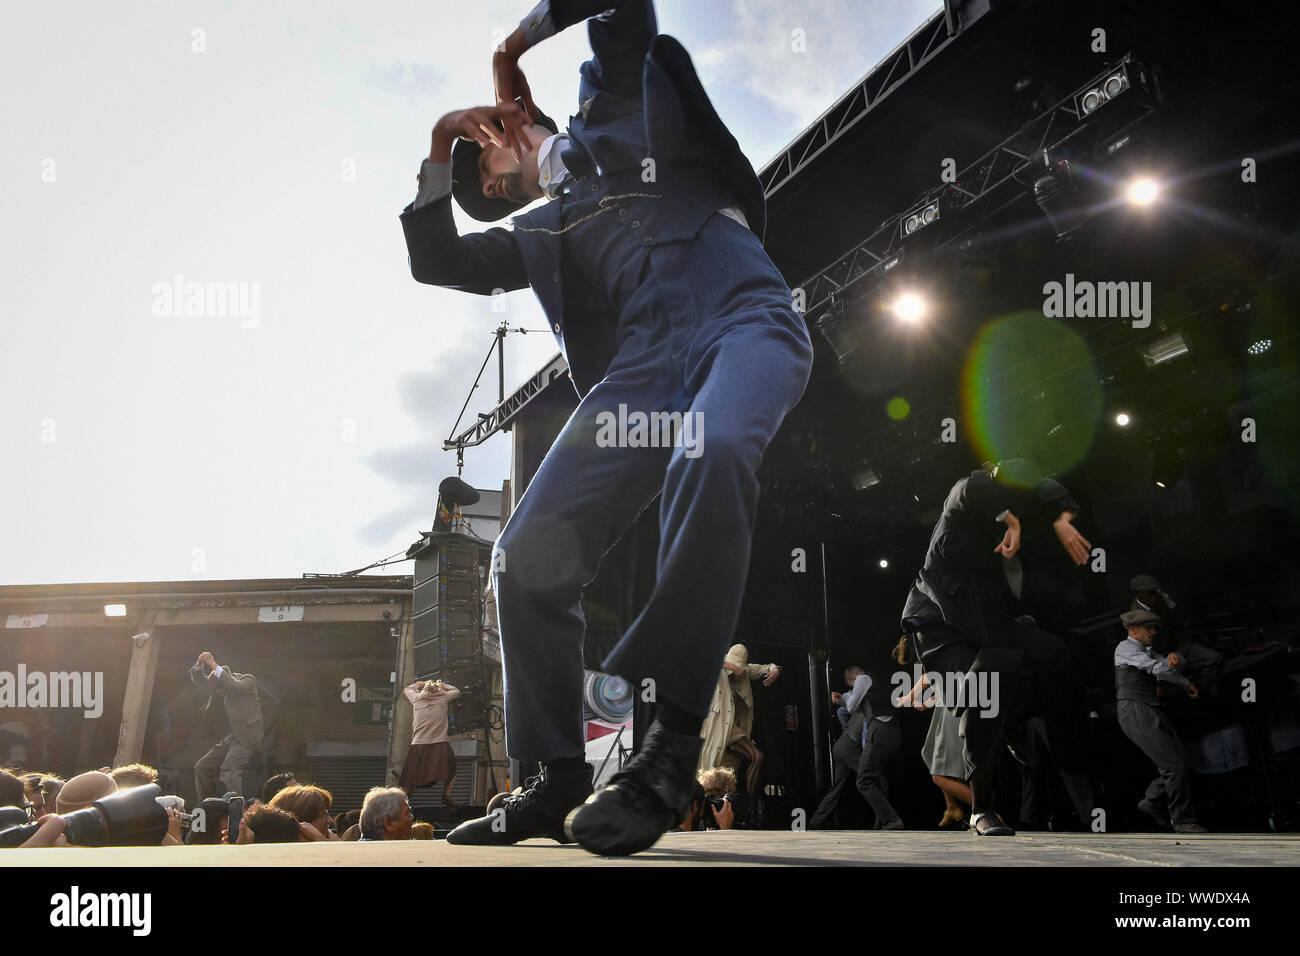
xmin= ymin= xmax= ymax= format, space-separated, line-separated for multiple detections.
xmin=5 ymin=830 xmax=1298 ymax=866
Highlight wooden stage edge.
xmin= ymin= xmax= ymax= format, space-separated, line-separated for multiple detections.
xmin=3 ymin=830 xmax=1299 ymax=867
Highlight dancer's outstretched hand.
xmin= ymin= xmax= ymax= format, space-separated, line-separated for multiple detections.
xmin=1053 ymin=512 xmax=1091 ymax=565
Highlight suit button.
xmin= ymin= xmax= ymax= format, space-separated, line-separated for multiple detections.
xmin=578 ymin=175 xmax=586 ymax=183
xmin=553 ymin=322 xmax=561 ymax=333
xmin=618 ymin=209 xmax=627 ymax=217
xmin=643 ymin=236 xmax=653 ymax=244
xmin=590 ymin=183 xmax=599 ymax=192
xmin=631 ymin=220 xmax=640 ymax=228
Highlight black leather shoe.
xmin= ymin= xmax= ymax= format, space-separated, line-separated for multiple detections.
xmin=444 ymin=764 xmax=592 ymax=846
xmin=565 ymin=719 xmax=702 ymax=856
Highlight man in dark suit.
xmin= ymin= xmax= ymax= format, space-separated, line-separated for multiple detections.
xmin=191 ymin=651 xmax=263 ymax=800
xmin=900 ymin=460 xmax=1095 ymax=835
xmin=401 ymin=1 xmax=813 ymax=855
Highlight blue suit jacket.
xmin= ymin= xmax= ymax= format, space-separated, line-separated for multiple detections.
xmin=400 ymin=0 xmax=767 ymax=398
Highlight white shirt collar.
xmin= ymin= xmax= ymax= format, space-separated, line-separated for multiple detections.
xmin=536 ymin=132 xmax=572 ymax=199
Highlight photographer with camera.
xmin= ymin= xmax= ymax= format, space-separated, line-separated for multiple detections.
xmin=678 ymin=767 xmax=740 ymax=831
xmin=1 ymin=781 xmax=169 ymax=848
xmin=190 ymin=651 xmax=264 ymax=800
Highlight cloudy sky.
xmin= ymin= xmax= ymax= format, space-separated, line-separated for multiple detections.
xmin=0 ymin=0 xmax=939 ymax=585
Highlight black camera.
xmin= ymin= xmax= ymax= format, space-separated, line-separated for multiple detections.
xmin=0 ymin=783 xmax=169 ymax=848
xmin=701 ymin=790 xmax=743 ymax=827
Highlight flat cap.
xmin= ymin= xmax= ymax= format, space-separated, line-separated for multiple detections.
xmin=1121 ymin=608 xmax=1162 ymax=628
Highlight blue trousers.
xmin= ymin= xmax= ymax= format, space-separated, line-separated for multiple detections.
xmin=493 ymin=213 xmax=814 ymax=761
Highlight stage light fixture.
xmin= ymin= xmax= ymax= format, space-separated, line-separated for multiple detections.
xmin=1077 ymin=64 xmax=1130 ymax=115
xmin=104 ymin=604 xmax=127 ymax=617
xmin=1033 ymin=159 xmax=1091 ymax=239
xmin=1115 ymin=413 xmax=1131 ymax=426
xmin=1126 ymin=177 xmax=1160 ymax=206
xmin=1247 ymin=339 xmax=1272 ymax=356
xmin=1139 ymin=331 xmax=1191 ymax=367
xmin=891 ymin=291 xmax=928 ymax=323
xmin=878 ymin=559 xmax=889 ymax=569
xmin=901 ymin=201 xmax=940 ymax=237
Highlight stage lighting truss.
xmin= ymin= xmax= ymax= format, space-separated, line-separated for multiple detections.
xmin=799 ymin=53 xmax=1161 ymax=336
xmin=813 ymin=249 xmax=913 ymax=362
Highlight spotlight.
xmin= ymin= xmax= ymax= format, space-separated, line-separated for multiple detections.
xmin=104 ymin=604 xmax=127 ymax=617
xmin=1125 ymin=177 xmax=1160 ymax=206
xmin=1076 ymin=63 xmax=1130 ymax=115
xmin=878 ymin=559 xmax=889 ymax=569
xmin=890 ymin=291 xmax=928 ymax=323
xmin=1115 ymin=413 xmax=1131 ymax=426
xmin=1247 ymin=339 xmax=1272 ymax=356
xmin=901 ymin=201 xmax=940 ymax=237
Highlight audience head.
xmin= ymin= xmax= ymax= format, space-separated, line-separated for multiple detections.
xmin=35 ymin=775 xmax=64 ymax=816
xmin=334 ymin=809 xmax=360 ymax=835
xmin=110 ymin=763 xmax=159 ymax=789
xmin=56 ymin=770 xmax=117 ymax=813
xmin=271 ymin=784 xmax=334 ymax=838
xmin=697 ymin=766 xmax=737 ymax=798
xmin=410 ymin=821 xmax=434 ymax=840
xmin=0 ymin=770 xmax=27 ymax=811
xmin=359 ymin=787 xmax=413 ymax=840
xmin=260 ymin=772 xmax=297 ymax=804
xmin=240 ymin=801 xmax=301 ymax=844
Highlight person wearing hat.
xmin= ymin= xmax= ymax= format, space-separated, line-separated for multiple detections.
xmin=698 ymin=644 xmax=781 ymax=794
xmin=54 ymin=770 xmax=117 ymax=813
xmin=404 ymin=0 xmax=812 ymax=857
xmin=1129 ymin=574 xmax=1221 ymax=697
xmin=1114 ymin=608 xmax=1206 ymax=832
xmin=899 ymin=460 xmax=1096 ymax=836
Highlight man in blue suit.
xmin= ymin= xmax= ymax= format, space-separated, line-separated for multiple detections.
xmin=400 ymin=0 xmax=813 ymax=855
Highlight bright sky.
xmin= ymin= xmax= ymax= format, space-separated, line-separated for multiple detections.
xmin=0 ymin=0 xmax=939 ymax=585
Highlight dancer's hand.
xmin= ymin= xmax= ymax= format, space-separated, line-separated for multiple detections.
xmin=994 ymin=525 xmax=1020 ymax=558
xmin=1053 ymin=512 xmax=1091 ymax=565
xmin=436 ymin=104 xmax=528 ymax=152
xmin=830 ymin=691 xmax=842 ymax=704
xmin=492 ymin=28 xmax=536 ymax=162
xmin=1166 ymin=652 xmax=1183 ymax=668
xmin=763 ymin=666 xmax=780 ymax=686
